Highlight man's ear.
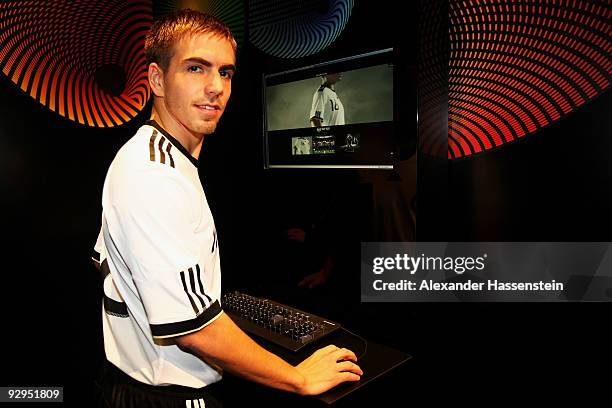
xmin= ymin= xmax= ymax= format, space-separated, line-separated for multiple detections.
xmin=148 ymin=62 xmax=165 ymax=97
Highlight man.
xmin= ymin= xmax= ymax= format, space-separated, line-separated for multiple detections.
xmin=93 ymin=10 xmax=361 ymax=408
xmin=309 ymin=73 xmax=345 ymax=127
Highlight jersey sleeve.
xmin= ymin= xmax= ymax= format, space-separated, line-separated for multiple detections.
xmin=104 ymin=166 xmax=222 ymax=339
xmin=310 ymin=88 xmax=327 ymax=122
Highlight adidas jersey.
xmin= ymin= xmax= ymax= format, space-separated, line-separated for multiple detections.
xmin=310 ymin=85 xmax=345 ymax=126
xmin=94 ymin=120 xmax=223 ymax=388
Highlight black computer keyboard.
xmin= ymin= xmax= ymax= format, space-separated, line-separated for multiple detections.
xmin=223 ymin=291 xmax=342 ymax=352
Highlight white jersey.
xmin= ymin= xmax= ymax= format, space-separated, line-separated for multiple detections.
xmin=310 ymin=85 xmax=345 ymax=126
xmin=93 ymin=120 xmax=223 ymax=388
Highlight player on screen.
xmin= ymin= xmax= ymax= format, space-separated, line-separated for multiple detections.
xmin=309 ymin=73 xmax=345 ymax=127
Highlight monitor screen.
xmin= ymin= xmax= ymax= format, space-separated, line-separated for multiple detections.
xmin=263 ymin=49 xmax=397 ymax=169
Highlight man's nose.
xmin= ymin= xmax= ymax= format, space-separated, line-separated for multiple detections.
xmin=205 ymin=72 xmax=223 ymax=96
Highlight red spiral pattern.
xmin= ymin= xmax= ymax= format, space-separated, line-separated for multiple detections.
xmin=0 ymin=0 xmax=152 ymax=127
xmin=418 ymin=0 xmax=449 ymax=159
xmin=449 ymin=0 xmax=612 ymax=159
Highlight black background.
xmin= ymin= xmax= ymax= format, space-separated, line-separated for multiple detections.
xmin=0 ymin=1 xmax=610 ymax=405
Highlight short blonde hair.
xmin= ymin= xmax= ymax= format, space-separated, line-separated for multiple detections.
xmin=144 ymin=9 xmax=237 ymax=71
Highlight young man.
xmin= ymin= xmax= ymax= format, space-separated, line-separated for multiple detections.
xmin=309 ymin=73 xmax=345 ymax=127
xmin=93 ymin=9 xmax=361 ymax=408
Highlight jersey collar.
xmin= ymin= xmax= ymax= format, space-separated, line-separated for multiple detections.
xmin=145 ymin=120 xmax=199 ymax=168
xmin=319 ymin=84 xmax=336 ymax=93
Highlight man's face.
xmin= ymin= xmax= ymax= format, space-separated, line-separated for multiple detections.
xmin=326 ymin=73 xmax=343 ymax=84
xmin=160 ymin=33 xmax=236 ymax=136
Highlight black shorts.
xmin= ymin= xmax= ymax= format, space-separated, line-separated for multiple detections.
xmin=94 ymin=361 xmax=224 ymax=408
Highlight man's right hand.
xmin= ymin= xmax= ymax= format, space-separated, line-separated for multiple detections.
xmin=294 ymin=344 xmax=363 ymax=396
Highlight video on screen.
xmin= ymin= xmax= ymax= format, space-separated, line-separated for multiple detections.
xmin=264 ymin=49 xmax=401 ymax=169
xmin=266 ymin=64 xmax=393 ymax=132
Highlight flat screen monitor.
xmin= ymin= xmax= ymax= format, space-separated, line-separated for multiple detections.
xmin=263 ymin=49 xmax=397 ymax=169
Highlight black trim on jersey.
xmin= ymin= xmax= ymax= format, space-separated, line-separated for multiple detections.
xmin=180 ymin=265 xmax=213 ymax=315
xmin=166 ymin=143 xmax=175 ymax=167
xmin=188 ymin=267 xmax=207 ymax=311
xmin=180 ymin=271 xmax=200 ymax=315
xmin=319 ymin=84 xmax=336 ymax=93
xmin=150 ymin=300 xmax=222 ymax=338
xmin=149 ymin=133 xmax=156 ymax=162
xmin=196 ymin=264 xmax=213 ymax=303
xmin=100 ymin=259 xmax=111 ymax=279
xmin=149 ymin=130 xmax=176 ymax=168
xmin=158 ymin=136 xmax=166 ymax=164
xmin=100 ymin=260 xmax=129 ymax=318
xmin=145 ymin=120 xmax=199 ymax=168
xmin=104 ymin=295 xmax=129 ymax=318
xmin=91 ymin=249 xmax=101 ymax=269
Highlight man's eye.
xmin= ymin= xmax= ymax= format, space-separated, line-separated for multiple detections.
xmin=220 ymin=70 xmax=233 ymax=79
xmin=188 ymin=65 xmax=203 ymax=73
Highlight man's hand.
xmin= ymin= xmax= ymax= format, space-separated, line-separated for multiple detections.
xmin=310 ymin=117 xmax=323 ymax=127
xmin=294 ymin=344 xmax=362 ymax=396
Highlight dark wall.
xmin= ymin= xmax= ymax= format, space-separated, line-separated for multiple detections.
xmin=449 ymin=91 xmax=612 ymax=241
xmin=0 ymin=71 xmax=142 ymax=396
